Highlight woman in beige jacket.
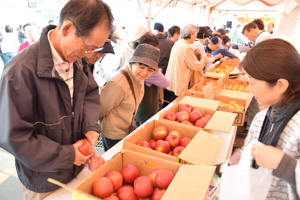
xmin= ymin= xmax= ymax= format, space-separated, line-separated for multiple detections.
xmin=165 ymin=24 xmax=206 ymax=98
xmin=99 ymin=44 xmax=160 ymax=151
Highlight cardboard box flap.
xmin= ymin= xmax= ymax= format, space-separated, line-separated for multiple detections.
xmin=219 ymin=89 xmax=249 ymax=99
xmin=179 ymin=96 xmax=220 ymax=111
xmin=205 ymin=111 xmax=237 ymax=133
xmin=178 ymin=130 xmax=223 ymax=165
xmin=162 ymin=165 xmax=216 ymax=200
xmin=245 ymin=92 xmax=254 ymax=110
xmin=203 ymin=82 xmax=215 ymax=100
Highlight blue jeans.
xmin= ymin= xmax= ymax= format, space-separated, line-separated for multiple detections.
xmin=5 ymin=52 xmax=16 ymax=63
xmin=0 ymin=53 xmax=7 ymax=64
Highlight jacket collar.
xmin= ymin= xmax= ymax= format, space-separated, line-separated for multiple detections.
xmin=36 ymin=25 xmax=80 ymax=79
xmin=155 ymin=34 xmax=166 ymax=40
xmin=36 ymin=25 xmax=57 ymax=78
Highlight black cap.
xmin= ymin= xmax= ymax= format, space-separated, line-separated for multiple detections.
xmin=97 ymin=39 xmax=114 ymax=54
xmin=154 ymin=22 xmax=164 ymax=32
xmin=197 ymin=26 xmax=213 ymax=39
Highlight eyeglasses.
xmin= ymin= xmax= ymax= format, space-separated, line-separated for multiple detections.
xmin=68 ymin=19 xmax=103 ymax=54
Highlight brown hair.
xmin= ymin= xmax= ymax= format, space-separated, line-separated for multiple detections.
xmin=252 ymin=18 xmax=264 ymax=31
xmin=133 ymin=32 xmax=159 ymax=49
xmin=168 ymin=26 xmax=181 ymax=38
xmin=217 ymin=28 xmax=226 ymax=36
xmin=222 ymin=35 xmax=230 ymax=45
xmin=212 ymin=32 xmax=222 ymax=39
xmin=59 ymin=0 xmax=114 ymax=37
xmin=241 ymin=38 xmax=300 ymax=105
xmin=242 ymin=22 xmax=257 ymax=34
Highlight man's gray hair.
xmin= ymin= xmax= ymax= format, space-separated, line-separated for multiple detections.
xmin=181 ymin=24 xmax=199 ymax=40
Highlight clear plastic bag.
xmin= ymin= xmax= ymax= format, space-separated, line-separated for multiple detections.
xmin=205 ymin=174 xmax=221 ymax=200
xmin=87 ymin=145 xmax=105 ymax=172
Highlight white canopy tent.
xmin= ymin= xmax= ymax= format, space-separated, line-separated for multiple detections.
xmin=134 ymin=0 xmax=300 ymax=42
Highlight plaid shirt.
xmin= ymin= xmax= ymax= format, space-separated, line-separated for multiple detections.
xmin=244 ymin=109 xmax=300 ymax=200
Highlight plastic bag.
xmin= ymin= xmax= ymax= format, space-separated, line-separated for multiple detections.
xmin=205 ymin=174 xmax=221 ymax=200
xmin=87 ymin=145 xmax=105 ymax=172
xmin=219 ymin=141 xmax=272 ymax=200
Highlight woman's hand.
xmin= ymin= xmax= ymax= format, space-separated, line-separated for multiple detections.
xmin=251 ymin=143 xmax=284 ymax=169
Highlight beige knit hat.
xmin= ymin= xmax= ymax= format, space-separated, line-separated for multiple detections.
xmin=129 ymin=26 xmax=149 ymax=42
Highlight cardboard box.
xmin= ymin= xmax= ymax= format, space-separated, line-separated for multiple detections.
xmin=175 ymin=90 xmax=204 ymax=104
xmin=225 ymin=79 xmax=249 ymax=92
xmin=123 ymin=119 xmax=223 ymax=165
xmin=204 ymin=70 xmax=228 ymax=79
xmin=159 ymin=96 xmax=237 ymax=134
xmin=74 ymin=150 xmax=216 ymax=200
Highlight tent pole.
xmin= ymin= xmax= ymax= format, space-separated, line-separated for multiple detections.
xmin=147 ymin=0 xmax=152 ymax=30
xmin=152 ymin=0 xmax=173 ymax=20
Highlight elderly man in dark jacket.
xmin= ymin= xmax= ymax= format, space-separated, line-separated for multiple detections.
xmin=0 ymin=0 xmax=114 ymax=199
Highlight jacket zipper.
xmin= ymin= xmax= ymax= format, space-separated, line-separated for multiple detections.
xmin=270 ymin=123 xmax=274 ymax=132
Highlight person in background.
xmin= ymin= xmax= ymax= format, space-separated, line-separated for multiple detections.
xmin=0 ymin=26 xmax=7 ymax=65
xmin=93 ymin=33 xmax=122 ymax=91
xmin=90 ymin=39 xmax=115 ymax=91
xmin=205 ymin=36 xmax=238 ymax=59
xmin=231 ymin=39 xmax=300 ymax=199
xmin=134 ymin=33 xmax=170 ymax=126
xmin=252 ymin=18 xmax=265 ymax=31
xmin=242 ymin=22 xmax=271 ymax=45
xmin=48 ymin=19 xmax=55 ymax=25
xmin=225 ymin=28 xmax=231 ymax=36
xmin=233 ymin=19 xmax=270 ymax=53
xmin=167 ymin=25 xmax=181 ymax=43
xmin=222 ymin=35 xmax=230 ymax=49
xmin=18 ymin=24 xmax=26 ymax=44
xmin=165 ymin=24 xmax=206 ymax=100
xmin=17 ymin=23 xmax=39 ymax=53
xmin=152 ymin=22 xmax=174 ymax=109
xmin=1 ymin=25 xmax=19 ymax=63
xmin=153 ymin=22 xmax=174 ymax=75
xmin=236 ymin=21 xmax=271 ymax=138
xmin=267 ymin=22 xmax=274 ymax=34
xmin=0 ymin=0 xmax=113 ymax=199
xmin=191 ymin=26 xmax=213 ymax=60
xmin=99 ymin=44 xmax=160 ymax=151
xmin=217 ymin=28 xmax=226 ymax=36
xmin=231 ymin=24 xmax=243 ymax=44
xmin=114 ymin=26 xmax=148 ymax=71
xmin=191 ymin=26 xmax=222 ymax=73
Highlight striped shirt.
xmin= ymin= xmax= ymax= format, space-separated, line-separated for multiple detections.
xmin=47 ymin=30 xmax=74 ymax=106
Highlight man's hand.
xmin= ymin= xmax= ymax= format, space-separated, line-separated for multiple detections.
xmin=215 ymin=53 xmax=223 ymax=60
xmin=85 ymin=131 xmax=100 ymax=146
xmin=251 ymin=144 xmax=284 ymax=169
xmin=206 ymin=53 xmax=213 ymax=58
xmin=73 ymin=141 xmax=90 ymax=166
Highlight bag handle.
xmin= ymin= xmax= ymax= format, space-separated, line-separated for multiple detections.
xmin=120 ymin=69 xmax=136 ymax=108
xmin=221 ymin=141 xmax=257 ymax=173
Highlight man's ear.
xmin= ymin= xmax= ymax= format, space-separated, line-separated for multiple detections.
xmin=61 ymin=20 xmax=74 ymax=37
xmin=277 ymin=79 xmax=289 ymax=94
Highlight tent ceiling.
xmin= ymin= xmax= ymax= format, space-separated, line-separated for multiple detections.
xmin=154 ymin=0 xmax=284 ymax=7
